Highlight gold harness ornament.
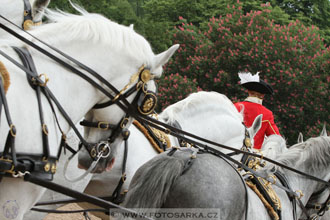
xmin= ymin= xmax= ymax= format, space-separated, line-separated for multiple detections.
xmin=0 ymin=61 xmax=10 ymax=93
xmin=245 ymin=177 xmax=281 ymax=220
xmin=133 ymin=120 xmax=171 ymax=153
xmin=243 ymin=153 xmax=282 ymax=220
xmin=23 ymin=19 xmax=42 ymax=31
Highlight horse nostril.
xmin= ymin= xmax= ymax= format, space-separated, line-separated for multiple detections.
xmin=77 ymin=163 xmax=86 ymax=170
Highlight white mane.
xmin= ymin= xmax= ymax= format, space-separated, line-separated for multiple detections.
xmin=274 ymin=136 xmax=330 ymax=174
xmin=26 ymin=5 xmax=155 ymax=66
xmin=159 ymin=91 xmax=243 ymax=124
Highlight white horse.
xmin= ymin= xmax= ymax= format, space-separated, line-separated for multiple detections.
xmin=0 ymin=6 xmax=179 ymax=220
xmin=259 ymin=131 xmax=330 ymax=220
xmin=261 ymin=134 xmax=288 ymax=160
xmin=0 ymin=0 xmax=50 ymax=38
xmin=121 ymin=135 xmax=330 ymax=220
xmin=76 ymin=91 xmax=262 ymax=219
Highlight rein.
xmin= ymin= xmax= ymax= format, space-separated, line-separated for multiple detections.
xmin=1 ymin=16 xmax=329 ymax=219
xmin=1 ymin=7 xmax=328 ymax=188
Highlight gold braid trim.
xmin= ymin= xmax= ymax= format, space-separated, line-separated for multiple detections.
xmin=0 ymin=61 xmax=10 ymax=93
xmin=133 ymin=120 xmax=171 ymax=153
xmin=246 ymin=180 xmax=279 ymax=220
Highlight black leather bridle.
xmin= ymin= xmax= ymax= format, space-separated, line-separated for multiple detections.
xmin=305 ymin=183 xmax=330 ymax=219
xmin=1 ymin=13 xmax=330 ymax=219
xmin=22 ymin=0 xmax=43 ymax=30
xmin=0 ymin=17 xmax=158 ymax=180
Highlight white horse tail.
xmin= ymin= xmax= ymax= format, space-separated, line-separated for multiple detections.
xmin=123 ymin=150 xmax=190 ymax=209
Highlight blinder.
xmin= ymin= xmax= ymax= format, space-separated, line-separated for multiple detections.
xmin=137 ymin=84 xmax=157 ymax=115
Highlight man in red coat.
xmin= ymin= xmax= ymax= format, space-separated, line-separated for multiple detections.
xmin=234 ymin=72 xmax=281 ymax=149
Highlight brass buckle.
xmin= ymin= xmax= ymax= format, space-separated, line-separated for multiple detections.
xmin=0 ymin=157 xmax=15 ymax=174
xmin=314 ymin=203 xmax=322 ymax=210
xmin=10 ymin=124 xmax=16 ymax=137
xmin=121 ymin=173 xmax=127 ymax=182
xmin=120 ymin=118 xmax=129 ymax=129
xmin=42 ymin=124 xmax=48 ymax=135
xmin=98 ymin=122 xmax=109 ymax=130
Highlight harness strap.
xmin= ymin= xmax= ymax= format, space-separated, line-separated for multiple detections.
xmin=1 ymin=16 xmax=329 ymax=189
xmin=0 ymin=48 xmax=89 ymax=147
xmin=274 ymin=171 xmax=298 ymax=220
xmin=110 ymin=130 xmax=130 ymax=204
xmin=13 ymin=46 xmax=51 ymax=159
xmin=0 ymin=75 xmax=17 ymax=176
xmin=22 ymin=0 xmax=33 ymax=30
xmin=24 ymin=173 xmax=152 ymax=220
xmin=80 ymin=120 xmax=117 ymax=130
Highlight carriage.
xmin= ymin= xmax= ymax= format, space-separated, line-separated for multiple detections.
xmin=0 ymin=1 xmax=330 ymax=220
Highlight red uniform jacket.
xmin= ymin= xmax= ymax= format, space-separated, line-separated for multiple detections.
xmin=234 ymin=101 xmax=280 ymax=149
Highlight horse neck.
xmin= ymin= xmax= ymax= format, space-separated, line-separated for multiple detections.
xmin=281 ymin=167 xmax=324 ymax=208
xmin=0 ymin=1 xmax=25 ymax=38
xmin=165 ymin=107 xmax=245 ymax=151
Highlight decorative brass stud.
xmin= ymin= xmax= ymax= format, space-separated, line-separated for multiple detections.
xmin=38 ymin=73 xmax=49 ymax=87
xmin=23 ymin=20 xmax=34 ymax=30
xmin=295 ymin=190 xmax=304 ymax=199
xmin=51 ymin=163 xmax=57 ymax=174
xmin=44 ymin=163 xmax=50 ymax=172
xmin=244 ymin=138 xmax=252 ymax=148
xmin=140 ymin=69 xmax=152 ymax=83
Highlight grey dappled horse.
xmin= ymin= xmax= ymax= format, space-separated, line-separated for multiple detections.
xmin=123 ymin=136 xmax=330 ymax=220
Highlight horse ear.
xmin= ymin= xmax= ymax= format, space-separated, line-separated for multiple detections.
xmin=153 ymin=44 xmax=180 ymax=70
xmin=320 ymin=123 xmax=328 ymax=137
xmin=32 ymin=0 xmax=50 ymax=22
xmin=297 ymin=132 xmax=304 ymax=143
xmin=129 ymin=24 xmax=134 ymax=30
xmin=248 ymin=114 xmax=262 ymax=138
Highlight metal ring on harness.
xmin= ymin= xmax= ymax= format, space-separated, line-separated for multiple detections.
xmin=96 ymin=141 xmax=111 ymax=158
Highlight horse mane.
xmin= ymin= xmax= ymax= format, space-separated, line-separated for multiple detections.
xmin=27 ymin=4 xmax=155 ymax=66
xmin=275 ymin=136 xmax=330 ymax=174
xmin=159 ymin=91 xmax=243 ymax=124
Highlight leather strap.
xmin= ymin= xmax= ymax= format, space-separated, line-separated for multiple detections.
xmin=1 ymin=14 xmax=330 ymax=190
xmin=13 ymin=46 xmax=51 ymax=159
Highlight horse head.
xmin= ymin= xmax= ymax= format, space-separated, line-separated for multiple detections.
xmin=76 ymin=40 xmax=179 ymax=173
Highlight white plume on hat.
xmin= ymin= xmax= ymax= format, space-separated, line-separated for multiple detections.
xmin=238 ymin=71 xmax=260 ymax=84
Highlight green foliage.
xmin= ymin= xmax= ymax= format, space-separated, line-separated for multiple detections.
xmin=156 ymin=73 xmax=199 ymax=112
xmin=49 ymin=0 xmax=139 ymax=26
xmin=46 ymin=0 xmax=330 ymax=143
xmin=165 ymin=2 xmax=329 ymax=144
